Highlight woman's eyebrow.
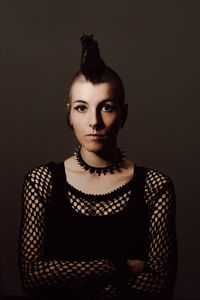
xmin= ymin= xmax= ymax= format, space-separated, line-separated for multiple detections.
xmin=73 ymin=99 xmax=114 ymax=104
xmin=73 ymin=100 xmax=88 ymax=104
xmin=100 ymin=99 xmax=115 ymax=103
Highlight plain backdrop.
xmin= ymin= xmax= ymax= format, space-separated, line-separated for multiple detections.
xmin=0 ymin=0 xmax=200 ymax=298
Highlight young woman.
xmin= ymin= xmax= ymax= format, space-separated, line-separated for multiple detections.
xmin=18 ymin=35 xmax=177 ymax=300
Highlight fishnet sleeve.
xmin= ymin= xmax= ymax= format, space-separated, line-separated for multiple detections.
xmin=18 ymin=165 xmax=118 ymax=296
xmin=80 ymin=170 xmax=177 ymax=300
xmin=127 ymin=170 xmax=177 ymax=299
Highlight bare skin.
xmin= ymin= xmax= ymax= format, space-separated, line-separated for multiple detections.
xmin=65 ymin=77 xmax=145 ymax=276
xmin=64 ymin=155 xmax=134 ymax=194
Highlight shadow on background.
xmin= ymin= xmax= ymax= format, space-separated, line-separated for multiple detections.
xmin=0 ymin=0 xmax=200 ymax=299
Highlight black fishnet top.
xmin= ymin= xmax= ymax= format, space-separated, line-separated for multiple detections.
xmin=18 ymin=162 xmax=177 ymax=300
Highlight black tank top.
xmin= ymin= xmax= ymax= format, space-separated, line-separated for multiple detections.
xmin=44 ymin=162 xmax=149 ymax=263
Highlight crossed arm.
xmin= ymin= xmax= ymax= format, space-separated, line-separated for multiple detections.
xmin=18 ymin=166 xmax=177 ymax=299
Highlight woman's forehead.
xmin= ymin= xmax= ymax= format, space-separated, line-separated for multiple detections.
xmin=70 ymin=80 xmax=115 ymax=103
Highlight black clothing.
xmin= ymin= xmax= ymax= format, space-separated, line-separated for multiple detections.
xmin=18 ymin=162 xmax=177 ymax=299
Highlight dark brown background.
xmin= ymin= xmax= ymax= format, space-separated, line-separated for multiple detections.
xmin=0 ymin=0 xmax=200 ymax=298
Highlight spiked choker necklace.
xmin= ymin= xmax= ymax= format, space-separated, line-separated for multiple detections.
xmin=74 ymin=146 xmax=125 ymax=176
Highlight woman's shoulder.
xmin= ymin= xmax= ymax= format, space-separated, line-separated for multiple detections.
xmin=25 ymin=161 xmax=52 ymax=177
xmin=139 ymin=165 xmax=176 ymax=211
xmin=136 ymin=164 xmax=175 ymax=192
xmin=23 ymin=161 xmax=60 ymax=189
xmin=22 ymin=162 xmax=58 ymax=202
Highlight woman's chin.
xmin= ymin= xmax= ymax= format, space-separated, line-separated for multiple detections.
xmin=82 ymin=141 xmax=109 ymax=153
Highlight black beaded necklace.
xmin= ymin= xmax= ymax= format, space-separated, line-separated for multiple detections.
xmin=74 ymin=146 xmax=125 ymax=176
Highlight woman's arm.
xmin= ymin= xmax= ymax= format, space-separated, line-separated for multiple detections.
xmin=127 ymin=169 xmax=177 ymax=299
xmin=18 ymin=165 xmax=118 ymax=296
xmin=86 ymin=169 xmax=177 ymax=300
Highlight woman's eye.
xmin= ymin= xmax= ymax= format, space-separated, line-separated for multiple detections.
xmin=102 ymin=104 xmax=114 ymax=112
xmin=74 ymin=105 xmax=87 ymax=112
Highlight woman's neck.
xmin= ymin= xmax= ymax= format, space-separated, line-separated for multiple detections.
xmin=80 ymin=146 xmax=121 ymax=168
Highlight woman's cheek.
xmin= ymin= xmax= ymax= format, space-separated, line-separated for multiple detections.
xmin=73 ymin=126 xmax=84 ymax=143
xmin=107 ymin=118 xmax=121 ymax=134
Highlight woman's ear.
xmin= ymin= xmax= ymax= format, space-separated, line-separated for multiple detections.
xmin=120 ymin=102 xmax=128 ymax=128
xmin=66 ymin=102 xmax=73 ymax=129
xmin=67 ymin=103 xmax=71 ymax=113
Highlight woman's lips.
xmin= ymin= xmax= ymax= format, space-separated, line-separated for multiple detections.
xmin=86 ymin=134 xmax=105 ymax=139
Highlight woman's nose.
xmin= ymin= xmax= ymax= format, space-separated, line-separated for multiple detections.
xmin=89 ymin=109 xmax=101 ymax=130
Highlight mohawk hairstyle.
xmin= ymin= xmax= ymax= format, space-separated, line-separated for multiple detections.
xmin=80 ymin=34 xmax=106 ymax=82
xmin=68 ymin=34 xmax=126 ymax=128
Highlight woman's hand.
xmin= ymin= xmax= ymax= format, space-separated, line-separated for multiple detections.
xmin=126 ymin=260 xmax=145 ymax=276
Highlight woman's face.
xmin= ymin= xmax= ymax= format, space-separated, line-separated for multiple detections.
xmin=68 ymin=80 xmax=126 ymax=153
